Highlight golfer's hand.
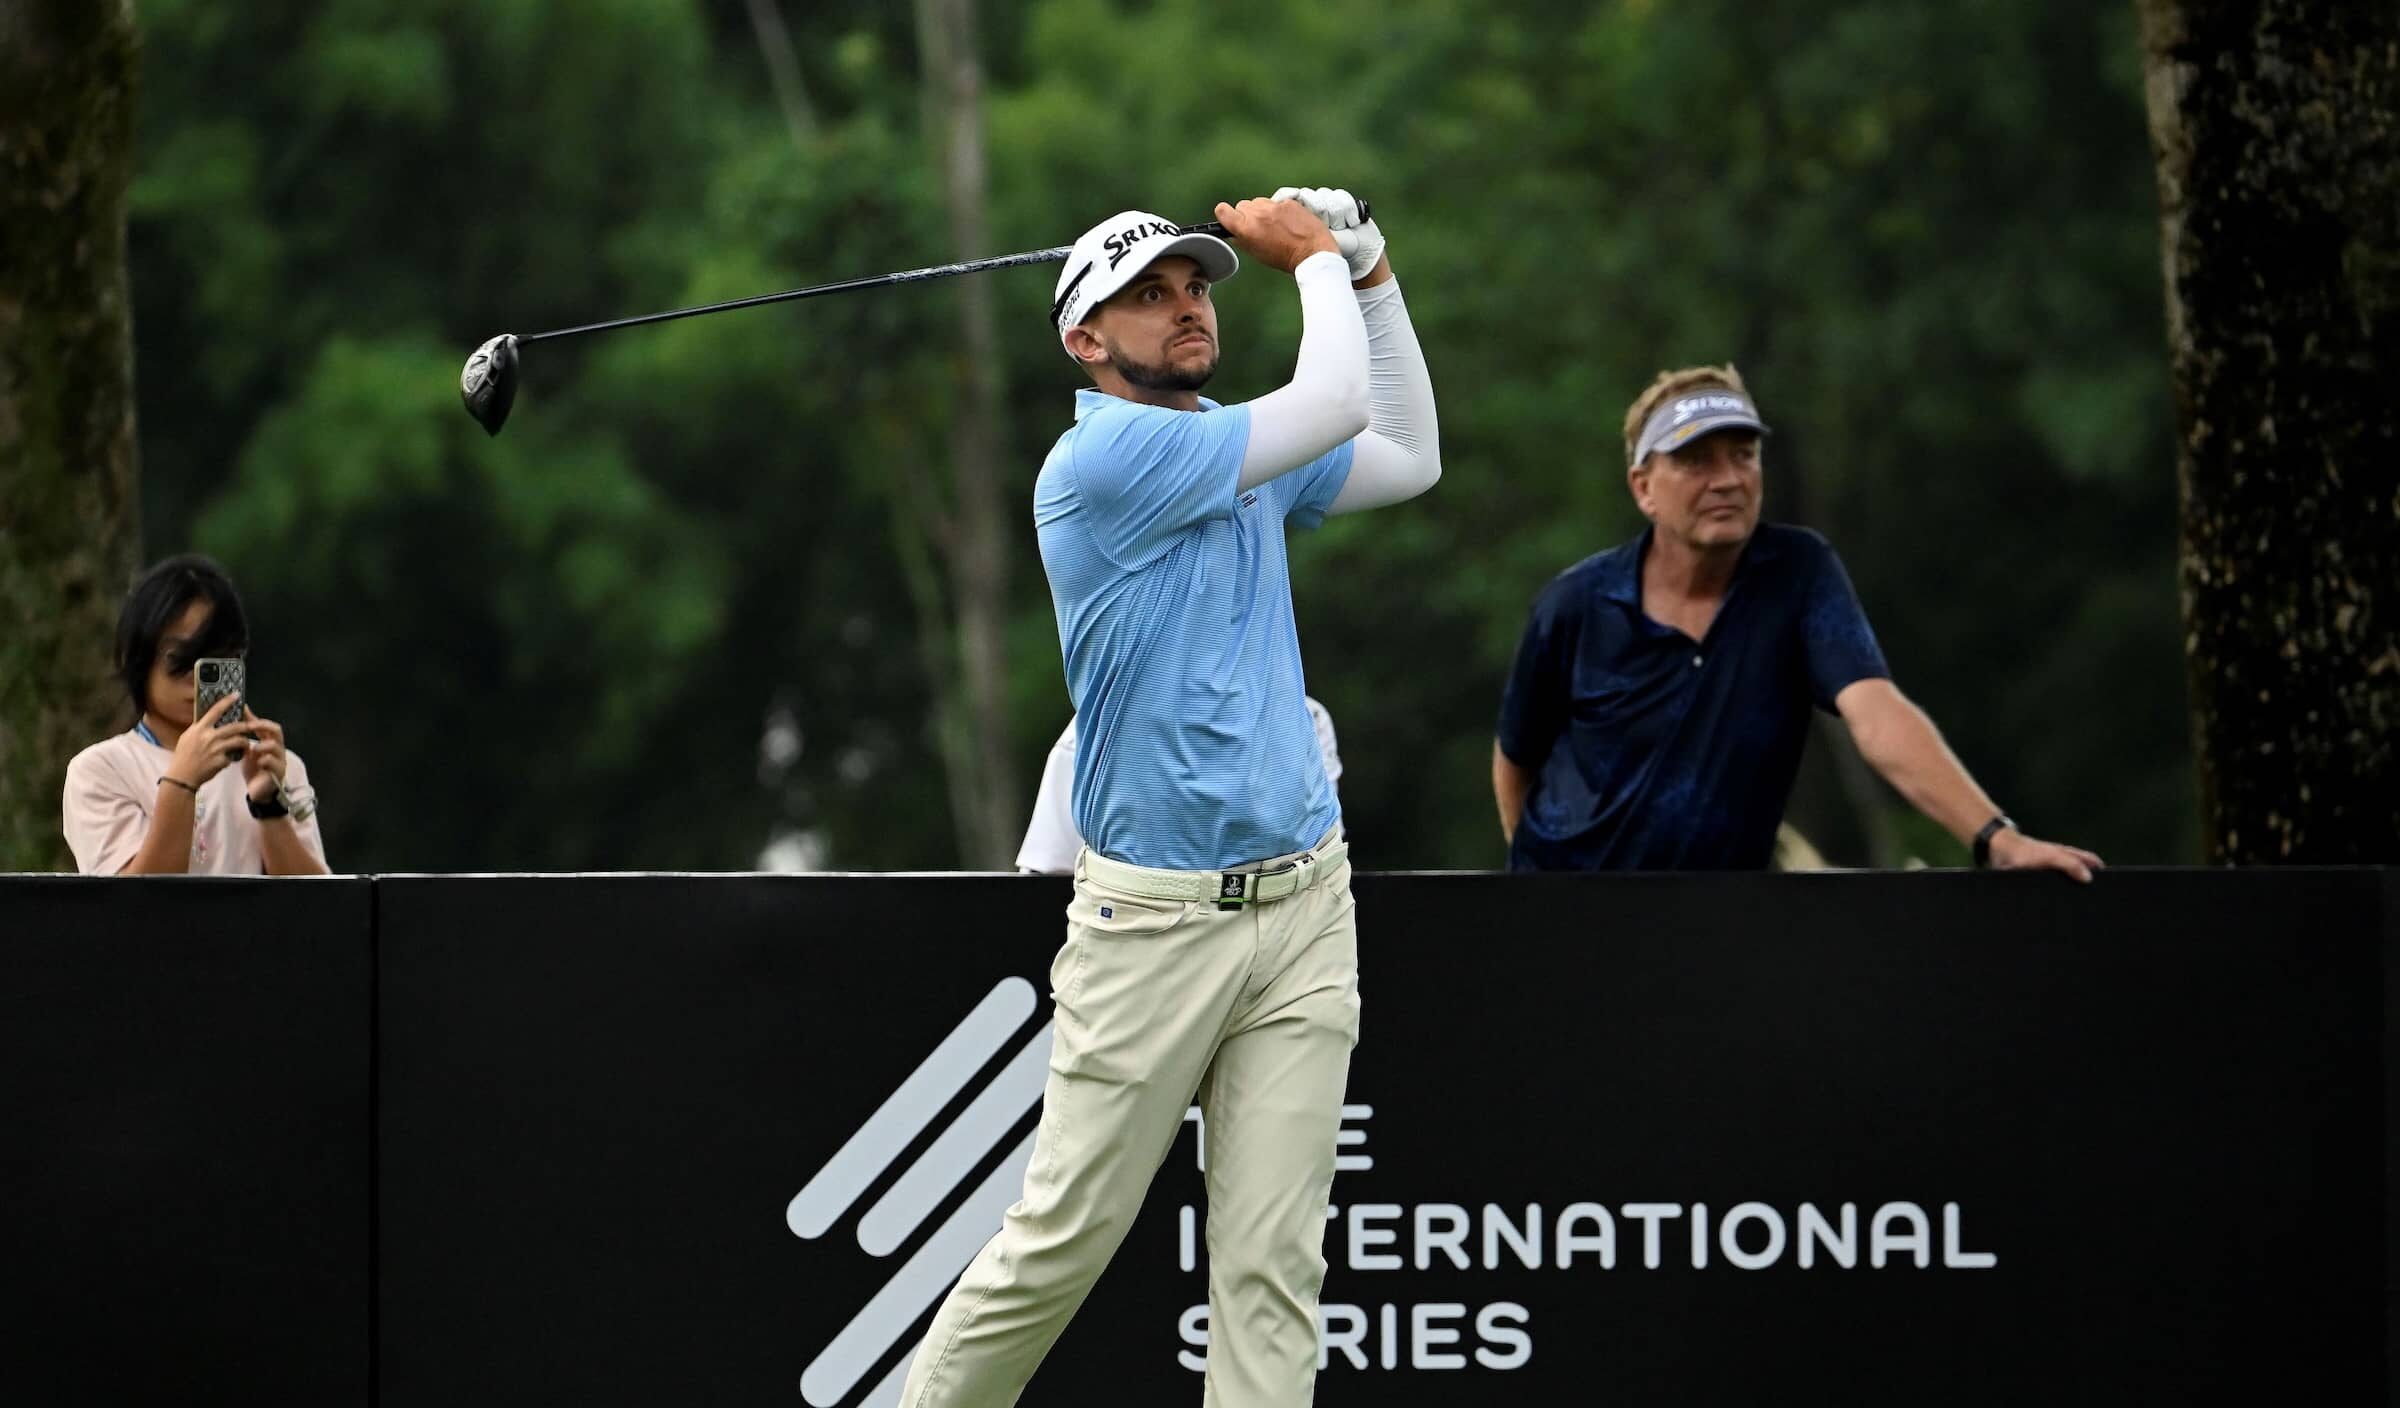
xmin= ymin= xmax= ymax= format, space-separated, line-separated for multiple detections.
xmin=1213 ymin=197 xmax=1340 ymax=275
xmin=1988 ymin=829 xmax=2105 ymax=884
xmin=1272 ymin=186 xmax=1384 ymax=282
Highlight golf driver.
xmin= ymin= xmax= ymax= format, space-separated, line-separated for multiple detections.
xmin=459 ymin=202 xmax=1367 ymax=436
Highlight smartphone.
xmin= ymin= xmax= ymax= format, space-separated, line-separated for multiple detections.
xmin=194 ymin=657 xmax=248 ymax=729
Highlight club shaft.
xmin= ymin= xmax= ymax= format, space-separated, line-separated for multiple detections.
xmin=517 ymin=222 xmax=1240 ymax=347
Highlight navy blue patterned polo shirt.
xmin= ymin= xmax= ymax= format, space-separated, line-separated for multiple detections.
xmin=1496 ymin=523 xmax=1890 ymax=871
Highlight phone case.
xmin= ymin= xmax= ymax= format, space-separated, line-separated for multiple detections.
xmin=195 ymin=657 xmax=248 ymax=726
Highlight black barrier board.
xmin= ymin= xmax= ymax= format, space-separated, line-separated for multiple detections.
xmin=2388 ymin=866 xmax=2400 ymax=1390
xmin=374 ymin=871 xmax=2386 ymax=1405
xmin=0 ymin=876 xmax=374 ymax=1407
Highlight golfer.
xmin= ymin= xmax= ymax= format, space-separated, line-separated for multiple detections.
xmin=899 ymin=188 xmax=1439 ymax=1407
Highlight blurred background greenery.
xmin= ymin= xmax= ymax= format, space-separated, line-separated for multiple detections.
xmin=117 ymin=0 xmax=2193 ymax=871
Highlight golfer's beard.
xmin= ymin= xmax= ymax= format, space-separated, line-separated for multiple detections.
xmin=1112 ymin=338 xmax=1217 ymax=393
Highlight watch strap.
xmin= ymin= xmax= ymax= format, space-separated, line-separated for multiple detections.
xmin=1972 ymin=814 xmax=2016 ymax=868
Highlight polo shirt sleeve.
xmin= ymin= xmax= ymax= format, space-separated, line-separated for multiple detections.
xmin=282 ymin=752 xmax=331 ymax=870
xmin=1278 ymin=441 xmax=1357 ymax=533
xmin=1801 ymin=537 xmax=1892 ymax=710
xmin=62 ymin=744 xmax=147 ymax=875
xmin=1068 ymin=401 xmax=1251 ymax=567
xmin=1496 ymin=576 xmax=1581 ymax=768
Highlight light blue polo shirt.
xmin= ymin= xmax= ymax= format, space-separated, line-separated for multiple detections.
xmin=1034 ymin=388 xmax=1354 ymax=871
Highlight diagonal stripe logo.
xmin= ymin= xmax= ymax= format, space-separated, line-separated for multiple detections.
xmin=788 ymin=977 xmax=1050 ymax=1406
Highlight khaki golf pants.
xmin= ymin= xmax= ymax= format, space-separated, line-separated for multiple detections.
xmin=900 ymin=832 xmax=1361 ymax=1407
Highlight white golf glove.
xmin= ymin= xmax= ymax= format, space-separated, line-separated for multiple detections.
xmin=1273 ymin=185 xmax=1384 ymax=282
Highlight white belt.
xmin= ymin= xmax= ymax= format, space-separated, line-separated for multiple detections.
xmin=1080 ymin=830 xmax=1348 ymax=909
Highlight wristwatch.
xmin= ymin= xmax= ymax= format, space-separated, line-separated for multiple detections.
xmin=247 ymin=789 xmax=291 ymax=821
xmin=1972 ymin=814 xmax=2016 ymax=868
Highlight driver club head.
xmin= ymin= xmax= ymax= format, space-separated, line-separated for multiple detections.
xmin=460 ymin=333 xmax=520 ymax=436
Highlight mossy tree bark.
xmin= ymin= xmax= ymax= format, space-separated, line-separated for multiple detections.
xmin=0 ymin=0 xmax=144 ymax=871
xmin=2136 ymin=0 xmax=2400 ymax=862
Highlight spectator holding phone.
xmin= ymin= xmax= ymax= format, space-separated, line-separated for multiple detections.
xmin=61 ymin=555 xmax=329 ymax=876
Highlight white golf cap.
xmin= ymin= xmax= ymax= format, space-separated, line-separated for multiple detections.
xmin=1050 ymin=210 xmax=1238 ymax=348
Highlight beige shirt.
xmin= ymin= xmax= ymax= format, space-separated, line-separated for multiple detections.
xmin=62 ymin=729 xmax=329 ymax=875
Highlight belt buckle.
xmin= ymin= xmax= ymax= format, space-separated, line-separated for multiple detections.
xmin=1217 ymin=872 xmax=1249 ymax=911
xmin=1219 ymin=848 xmax=1319 ymax=910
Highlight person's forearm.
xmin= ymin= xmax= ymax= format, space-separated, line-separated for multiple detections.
xmin=1359 ymin=278 xmax=1434 ymax=451
xmin=257 ymin=816 xmax=329 ymax=876
xmin=119 ymin=788 xmax=196 ymax=875
xmin=1493 ymin=742 xmax=1534 ymax=845
xmin=1326 ymin=274 xmax=1441 ymax=513
xmin=1237 ymin=252 xmax=1370 ymax=488
xmin=1851 ymin=697 xmax=2002 ymax=845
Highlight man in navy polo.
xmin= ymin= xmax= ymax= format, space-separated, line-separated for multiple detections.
xmin=1492 ymin=364 xmax=2100 ymax=878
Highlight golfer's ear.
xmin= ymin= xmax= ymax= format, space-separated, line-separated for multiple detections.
xmin=1063 ymin=324 xmax=1107 ymax=369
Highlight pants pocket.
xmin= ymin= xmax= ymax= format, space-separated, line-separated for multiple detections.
xmin=1066 ymin=885 xmax=1193 ymax=936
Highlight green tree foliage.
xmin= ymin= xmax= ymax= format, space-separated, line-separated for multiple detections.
xmin=113 ymin=0 xmax=2195 ymax=871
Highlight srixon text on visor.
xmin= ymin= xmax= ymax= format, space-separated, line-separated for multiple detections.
xmin=1103 ymin=220 xmax=1186 ymax=268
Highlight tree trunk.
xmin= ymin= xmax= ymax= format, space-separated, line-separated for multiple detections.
xmin=0 ymin=0 xmax=144 ymax=872
xmin=742 ymin=0 xmax=818 ymax=148
xmin=914 ymin=0 xmax=1018 ymax=868
xmin=2135 ymin=0 xmax=2400 ymax=863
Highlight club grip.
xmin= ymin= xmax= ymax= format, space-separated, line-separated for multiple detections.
xmin=1185 ymin=197 xmax=1372 ymax=255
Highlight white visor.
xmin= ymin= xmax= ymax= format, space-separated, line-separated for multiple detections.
xmin=1051 ymin=210 xmax=1238 ymax=352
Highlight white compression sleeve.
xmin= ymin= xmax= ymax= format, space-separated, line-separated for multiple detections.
xmin=1327 ymin=276 xmax=1440 ymax=514
xmin=1237 ymin=251 xmax=1371 ymax=491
